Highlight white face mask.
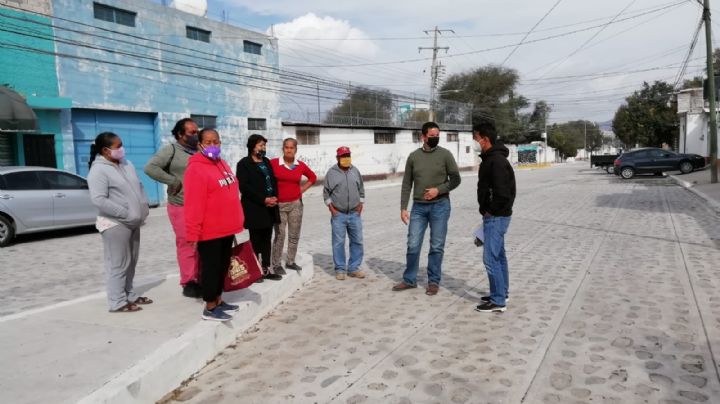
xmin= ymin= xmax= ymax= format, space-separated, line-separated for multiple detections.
xmin=472 ymin=141 xmax=482 ymax=153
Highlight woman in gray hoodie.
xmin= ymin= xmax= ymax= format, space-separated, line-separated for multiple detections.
xmin=88 ymin=132 xmax=151 ymax=312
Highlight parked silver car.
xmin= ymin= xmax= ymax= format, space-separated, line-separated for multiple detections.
xmin=0 ymin=166 xmax=97 ymax=246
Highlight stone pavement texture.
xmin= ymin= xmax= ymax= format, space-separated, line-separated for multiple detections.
xmin=161 ymin=163 xmax=720 ymax=404
xmin=670 ymin=168 xmax=720 ymax=212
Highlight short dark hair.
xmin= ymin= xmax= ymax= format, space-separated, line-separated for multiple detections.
xmin=473 ymin=122 xmax=498 ymax=145
xmin=198 ymin=127 xmax=218 ymax=142
xmin=247 ymin=133 xmax=267 ymax=153
xmin=171 ymin=118 xmax=195 ymax=140
xmin=421 ymin=121 xmax=439 ymax=135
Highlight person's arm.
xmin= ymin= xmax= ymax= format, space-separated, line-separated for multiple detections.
xmin=300 ymin=162 xmax=317 ymax=193
xmin=437 ymin=150 xmax=461 ymax=195
xmin=144 ymin=144 xmax=181 ymax=190
xmin=477 ymin=162 xmax=490 ymax=216
xmin=236 ymin=160 xmax=267 ymax=205
xmin=88 ymin=168 xmax=128 ymax=219
xmin=488 ymin=162 xmax=513 ymax=214
xmin=400 ymin=154 xmax=414 ymax=210
xmin=183 ymin=165 xmax=206 ymax=242
xmin=355 ymin=168 xmax=365 ymax=214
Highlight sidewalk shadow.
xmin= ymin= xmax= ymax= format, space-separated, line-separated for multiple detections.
xmin=365 ymin=256 xmax=484 ymax=303
xmin=223 ymin=288 xmax=262 ymax=305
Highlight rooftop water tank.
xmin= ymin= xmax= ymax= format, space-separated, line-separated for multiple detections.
xmin=169 ymin=0 xmax=208 ymax=17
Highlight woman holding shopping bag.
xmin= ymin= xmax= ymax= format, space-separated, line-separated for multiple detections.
xmin=88 ymin=132 xmax=150 ymax=312
xmin=184 ymin=128 xmax=245 ymax=322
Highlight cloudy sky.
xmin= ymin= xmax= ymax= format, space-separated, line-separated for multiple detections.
xmin=164 ymin=0 xmax=707 ymax=124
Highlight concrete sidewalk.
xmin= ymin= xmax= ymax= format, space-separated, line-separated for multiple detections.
xmin=0 ymin=252 xmax=314 ymax=404
xmin=670 ymin=167 xmax=720 ymax=212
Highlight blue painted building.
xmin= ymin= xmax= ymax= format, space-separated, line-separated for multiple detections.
xmin=1 ymin=0 xmax=281 ymax=204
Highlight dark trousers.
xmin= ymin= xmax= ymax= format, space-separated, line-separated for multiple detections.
xmin=197 ymin=235 xmax=234 ymax=303
xmin=249 ymin=227 xmax=273 ymax=267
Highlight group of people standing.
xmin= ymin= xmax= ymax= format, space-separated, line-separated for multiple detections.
xmin=86 ymin=117 xmax=516 ymax=320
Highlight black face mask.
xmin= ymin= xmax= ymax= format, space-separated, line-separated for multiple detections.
xmin=255 ymin=150 xmax=266 ymax=158
xmin=185 ymin=135 xmax=199 ymax=149
xmin=426 ymin=136 xmax=440 ymax=148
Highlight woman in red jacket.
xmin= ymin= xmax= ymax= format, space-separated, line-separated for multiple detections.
xmin=184 ymin=128 xmax=245 ymax=322
xmin=270 ymin=138 xmax=317 ymax=273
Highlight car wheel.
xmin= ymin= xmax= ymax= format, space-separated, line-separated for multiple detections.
xmin=679 ymin=161 xmax=693 ymax=174
xmin=605 ymin=166 xmax=615 ymax=174
xmin=0 ymin=215 xmax=15 ymax=247
xmin=620 ymin=167 xmax=635 ymax=179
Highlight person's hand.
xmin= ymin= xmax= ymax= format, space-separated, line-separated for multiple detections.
xmin=328 ymin=203 xmax=339 ymax=216
xmin=423 ymin=187 xmax=439 ymax=200
xmin=355 ymin=202 xmax=363 ymax=215
xmin=264 ymin=197 xmax=278 ymax=207
xmin=483 ymin=212 xmax=491 ymax=218
xmin=401 ymin=209 xmax=410 ymax=225
xmin=170 ymin=182 xmax=183 ymax=195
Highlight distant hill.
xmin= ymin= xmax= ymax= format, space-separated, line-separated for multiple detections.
xmin=598 ymin=120 xmax=613 ymax=132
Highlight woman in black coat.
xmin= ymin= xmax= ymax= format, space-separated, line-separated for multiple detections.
xmin=236 ymin=134 xmax=283 ymax=281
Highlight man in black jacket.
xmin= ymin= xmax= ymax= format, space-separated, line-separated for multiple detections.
xmin=473 ymin=122 xmax=516 ymax=313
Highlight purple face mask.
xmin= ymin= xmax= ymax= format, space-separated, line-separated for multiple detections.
xmin=201 ymin=145 xmax=221 ymax=160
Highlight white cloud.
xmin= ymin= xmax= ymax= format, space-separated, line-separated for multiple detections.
xmin=270 ymin=13 xmax=379 ymax=67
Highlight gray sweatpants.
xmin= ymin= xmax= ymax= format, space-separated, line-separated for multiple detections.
xmin=101 ymin=224 xmax=140 ymax=311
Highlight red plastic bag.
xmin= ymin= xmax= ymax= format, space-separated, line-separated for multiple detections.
xmin=224 ymin=240 xmax=262 ymax=291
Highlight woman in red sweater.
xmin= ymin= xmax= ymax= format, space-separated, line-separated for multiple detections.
xmin=270 ymin=138 xmax=317 ymax=273
xmin=184 ymin=128 xmax=245 ymax=322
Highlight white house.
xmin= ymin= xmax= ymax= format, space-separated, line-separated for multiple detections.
xmin=677 ymin=87 xmax=720 ymax=157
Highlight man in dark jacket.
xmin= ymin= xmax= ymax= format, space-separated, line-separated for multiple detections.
xmin=473 ymin=122 xmax=516 ymax=313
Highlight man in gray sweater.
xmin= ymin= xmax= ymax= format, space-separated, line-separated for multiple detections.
xmin=323 ymin=146 xmax=365 ymax=281
xmin=393 ymin=121 xmax=461 ymax=295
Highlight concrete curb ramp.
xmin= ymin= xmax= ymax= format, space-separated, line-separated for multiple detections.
xmin=0 ymin=253 xmax=313 ymax=404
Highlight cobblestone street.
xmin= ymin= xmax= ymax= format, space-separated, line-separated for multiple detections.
xmin=4 ymin=163 xmax=720 ymax=403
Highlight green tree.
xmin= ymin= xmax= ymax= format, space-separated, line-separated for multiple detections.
xmin=439 ymin=65 xmax=542 ymax=144
xmin=325 ymin=87 xmax=395 ymax=122
xmin=612 ymin=81 xmax=677 ymax=148
xmin=548 ymin=120 xmax=601 ymax=159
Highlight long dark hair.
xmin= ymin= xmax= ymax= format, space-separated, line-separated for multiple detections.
xmin=247 ymin=133 xmax=267 ymax=155
xmin=171 ymin=118 xmax=195 ymax=140
xmin=89 ymin=132 xmax=119 ymax=169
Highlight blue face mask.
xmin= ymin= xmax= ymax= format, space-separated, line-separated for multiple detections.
xmin=201 ymin=145 xmax=221 ymax=160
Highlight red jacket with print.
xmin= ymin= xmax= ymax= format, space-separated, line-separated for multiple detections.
xmin=184 ymin=153 xmax=244 ymax=242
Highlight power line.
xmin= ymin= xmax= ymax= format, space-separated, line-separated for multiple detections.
xmin=673 ymin=15 xmax=705 ymax=89
xmin=501 ymin=0 xmax=564 ymax=66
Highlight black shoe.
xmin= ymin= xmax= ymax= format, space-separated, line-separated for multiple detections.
xmin=475 ymin=302 xmax=507 ymax=313
xmin=285 ymin=262 xmax=302 ymax=271
xmin=273 ymin=265 xmax=287 ymax=276
xmin=254 ymin=277 xmax=264 ymax=283
xmin=182 ymin=281 xmax=201 ymax=298
xmin=262 ymin=267 xmax=282 ymax=281
xmin=481 ymin=295 xmax=509 ymax=303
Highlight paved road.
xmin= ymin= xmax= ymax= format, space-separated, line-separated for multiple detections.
xmin=4 ymin=163 xmax=720 ymax=403
xmin=159 ymin=163 xmax=720 ymax=404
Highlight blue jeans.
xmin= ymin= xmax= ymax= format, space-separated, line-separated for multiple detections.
xmin=331 ymin=211 xmax=364 ymax=273
xmin=403 ymin=198 xmax=451 ymax=286
xmin=483 ymin=215 xmax=511 ymax=306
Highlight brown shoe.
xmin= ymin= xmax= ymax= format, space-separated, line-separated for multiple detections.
xmin=426 ymin=284 xmax=439 ymax=296
xmin=392 ymin=282 xmax=417 ymax=291
xmin=348 ymin=270 xmax=366 ymax=279
xmin=336 ymin=272 xmax=346 ymax=280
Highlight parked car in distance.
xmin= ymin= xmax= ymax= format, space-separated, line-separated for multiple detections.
xmin=613 ymin=148 xmax=706 ymax=179
xmin=591 ymin=153 xmax=620 ymax=173
xmin=0 ymin=166 xmax=97 ymax=246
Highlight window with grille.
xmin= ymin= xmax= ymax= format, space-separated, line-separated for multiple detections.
xmin=191 ymin=114 xmax=217 ymax=129
xmin=412 ymin=130 xmax=422 ymax=143
xmin=186 ymin=26 xmax=211 ymax=43
xmin=243 ymin=41 xmax=262 ymax=55
xmin=447 ymin=132 xmax=459 ymax=142
xmin=295 ymin=128 xmax=320 ymax=145
xmin=93 ymin=3 xmax=136 ymax=27
xmin=248 ymin=118 xmax=267 ymax=130
xmin=374 ymin=131 xmax=396 ymax=144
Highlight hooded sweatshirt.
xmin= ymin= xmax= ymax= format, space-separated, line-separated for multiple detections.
xmin=323 ymin=164 xmax=365 ymax=213
xmin=88 ymin=156 xmax=150 ymax=228
xmin=477 ymin=143 xmax=516 ymax=217
xmin=183 ymin=153 xmax=244 ymax=242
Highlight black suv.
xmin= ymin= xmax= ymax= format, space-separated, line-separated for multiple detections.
xmin=613 ymin=148 xmax=706 ymax=179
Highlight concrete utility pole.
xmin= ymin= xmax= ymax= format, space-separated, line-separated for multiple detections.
xmin=703 ymin=0 xmax=719 ymax=183
xmin=419 ymin=27 xmax=453 ymax=122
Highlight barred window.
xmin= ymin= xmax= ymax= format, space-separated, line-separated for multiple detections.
xmin=243 ymin=41 xmax=262 ymax=55
xmin=186 ymin=26 xmax=211 ymax=43
xmin=296 ymin=128 xmax=320 ymax=145
xmin=374 ymin=131 xmax=396 ymax=144
xmin=248 ymin=118 xmax=267 ymax=130
xmin=446 ymin=132 xmax=459 ymax=142
xmin=93 ymin=3 xmax=136 ymax=27
xmin=191 ymin=114 xmax=217 ymax=129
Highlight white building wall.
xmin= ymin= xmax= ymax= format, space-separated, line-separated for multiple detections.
xmin=279 ymin=125 xmax=478 ymax=177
